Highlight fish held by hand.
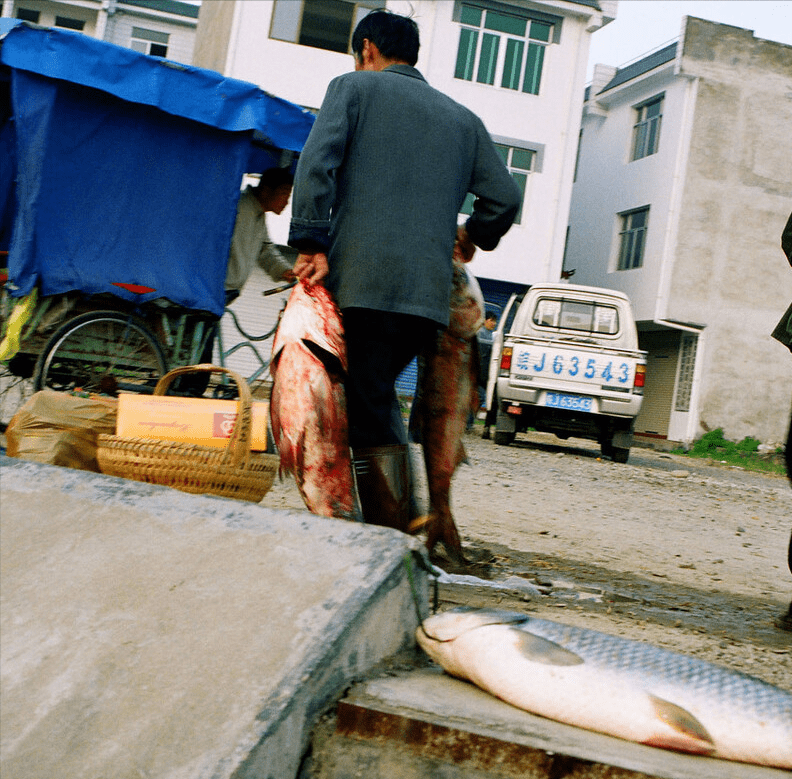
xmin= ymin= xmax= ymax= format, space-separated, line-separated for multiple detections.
xmin=269 ymin=280 xmax=357 ymax=520
xmin=411 ymin=263 xmax=484 ymax=563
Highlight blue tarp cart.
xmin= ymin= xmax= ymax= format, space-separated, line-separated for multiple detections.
xmin=0 ymin=19 xmax=314 ymax=405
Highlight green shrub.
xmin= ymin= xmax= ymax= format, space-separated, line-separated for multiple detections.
xmin=679 ymin=428 xmax=785 ymax=475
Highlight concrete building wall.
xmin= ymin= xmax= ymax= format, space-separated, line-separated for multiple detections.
xmin=667 ymin=19 xmax=792 ymax=445
xmin=192 ymin=0 xmax=235 ymax=75
xmin=567 ymin=16 xmax=792 ymax=446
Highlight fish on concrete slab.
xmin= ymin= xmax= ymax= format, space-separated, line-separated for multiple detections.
xmin=269 ymin=280 xmax=357 ymax=520
xmin=409 ymin=262 xmax=484 ymax=563
xmin=417 ymin=607 xmax=792 ymax=769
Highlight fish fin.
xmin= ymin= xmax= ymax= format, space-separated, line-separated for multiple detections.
xmin=513 ymin=629 xmax=585 ymax=666
xmin=644 ymin=694 xmax=715 ymax=754
xmin=408 ymin=515 xmax=431 ymax=534
xmin=457 ymin=441 xmax=468 ymax=467
xmin=303 ymin=339 xmax=345 ymax=380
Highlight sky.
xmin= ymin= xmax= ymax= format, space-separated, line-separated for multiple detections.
xmin=586 ymin=0 xmax=792 ymax=81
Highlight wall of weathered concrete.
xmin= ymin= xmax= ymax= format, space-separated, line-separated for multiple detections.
xmin=0 ymin=457 xmax=428 ymax=779
xmin=669 ymin=18 xmax=792 ymax=444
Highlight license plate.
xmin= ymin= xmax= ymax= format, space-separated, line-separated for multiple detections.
xmin=545 ymin=392 xmax=593 ymax=412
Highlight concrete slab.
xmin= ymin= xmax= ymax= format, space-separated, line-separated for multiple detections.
xmin=0 ymin=456 xmax=428 ymax=779
xmin=312 ymin=667 xmax=790 ymax=779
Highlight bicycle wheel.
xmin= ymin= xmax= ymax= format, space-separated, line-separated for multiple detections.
xmin=34 ymin=311 xmax=167 ymax=395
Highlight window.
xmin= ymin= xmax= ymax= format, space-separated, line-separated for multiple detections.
xmin=55 ymin=16 xmax=85 ymax=31
xmin=632 ymin=95 xmax=663 ymax=160
xmin=674 ymin=335 xmax=698 ymax=412
xmin=460 ymin=143 xmax=533 ymax=224
xmin=617 ymin=207 xmax=649 ymax=270
xmin=270 ymin=0 xmax=379 ymax=54
xmin=16 ymin=8 xmax=40 ymax=22
xmin=454 ymin=4 xmax=553 ymax=95
xmin=131 ymin=27 xmax=169 ymax=57
xmin=532 ymin=298 xmax=620 ymax=335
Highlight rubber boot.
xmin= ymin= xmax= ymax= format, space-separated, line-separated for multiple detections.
xmin=352 ymin=445 xmax=411 ymax=532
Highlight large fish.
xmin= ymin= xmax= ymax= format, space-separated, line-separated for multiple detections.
xmin=417 ymin=607 xmax=792 ymax=769
xmin=269 ymin=280 xmax=357 ymax=520
xmin=409 ymin=262 xmax=484 ymax=562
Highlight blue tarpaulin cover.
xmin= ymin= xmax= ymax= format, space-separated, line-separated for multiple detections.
xmin=0 ymin=20 xmax=315 ymax=316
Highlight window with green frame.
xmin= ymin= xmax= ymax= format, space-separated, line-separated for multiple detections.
xmin=270 ymin=0 xmax=379 ymax=54
xmin=460 ymin=144 xmax=533 ymax=224
xmin=454 ymin=4 xmax=552 ymax=95
xmin=617 ymin=207 xmax=649 ymax=270
xmin=631 ymin=95 xmax=663 ymax=160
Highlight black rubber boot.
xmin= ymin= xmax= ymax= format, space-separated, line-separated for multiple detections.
xmin=352 ymin=445 xmax=411 ymax=532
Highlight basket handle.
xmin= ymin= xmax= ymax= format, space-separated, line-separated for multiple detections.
xmin=153 ymin=364 xmax=253 ymax=467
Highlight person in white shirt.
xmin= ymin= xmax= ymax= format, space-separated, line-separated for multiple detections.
xmin=224 ymin=167 xmax=295 ymax=303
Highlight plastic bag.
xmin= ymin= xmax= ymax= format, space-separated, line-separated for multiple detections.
xmin=6 ymin=390 xmax=118 ymax=471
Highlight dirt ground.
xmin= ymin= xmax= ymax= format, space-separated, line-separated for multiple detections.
xmin=263 ymin=427 xmax=792 ymax=692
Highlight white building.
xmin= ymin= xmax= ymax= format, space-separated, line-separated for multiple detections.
xmin=191 ymin=0 xmax=616 ymax=384
xmin=194 ymin=0 xmax=615 ymax=293
xmin=565 ymin=17 xmax=792 ymax=446
xmin=0 ymin=0 xmax=199 ymax=64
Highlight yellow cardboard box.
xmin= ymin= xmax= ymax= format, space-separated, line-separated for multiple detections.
xmin=116 ymin=394 xmax=269 ymax=450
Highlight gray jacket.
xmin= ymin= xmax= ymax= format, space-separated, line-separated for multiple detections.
xmin=289 ymin=65 xmax=520 ymax=327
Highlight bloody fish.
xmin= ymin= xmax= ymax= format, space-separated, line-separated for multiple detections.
xmin=269 ymin=280 xmax=357 ymax=520
xmin=417 ymin=607 xmax=792 ymax=769
xmin=410 ymin=262 xmax=484 ymax=562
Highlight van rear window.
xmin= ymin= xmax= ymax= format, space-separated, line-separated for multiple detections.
xmin=532 ymin=298 xmax=619 ymax=335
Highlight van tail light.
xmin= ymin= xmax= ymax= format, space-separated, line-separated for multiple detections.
xmin=499 ymin=346 xmax=513 ymax=373
xmin=633 ymin=363 xmax=646 ymax=394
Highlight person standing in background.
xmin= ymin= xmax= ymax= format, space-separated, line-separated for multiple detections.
xmin=225 ymin=168 xmax=296 ymax=303
xmin=772 ymin=210 xmax=792 ymax=630
xmin=288 ymin=10 xmax=521 ymax=532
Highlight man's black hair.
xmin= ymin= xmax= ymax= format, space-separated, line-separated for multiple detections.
xmin=351 ymin=9 xmax=420 ymax=67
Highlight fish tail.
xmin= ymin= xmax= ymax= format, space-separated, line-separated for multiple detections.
xmin=426 ymin=508 xmax=466 ymax=564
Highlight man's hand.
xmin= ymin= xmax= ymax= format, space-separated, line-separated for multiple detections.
xmin=454 ymin=225 xmax=476 ymax=263
xmin=293 ymin=252 xmax=329 ymax=286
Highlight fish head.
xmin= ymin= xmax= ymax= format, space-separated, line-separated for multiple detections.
xmin=271 ymin=280 xmax=347 ymax=373
xmin=447 ymin=262 xmax=485 ymax=340
xmin=418 ymin=607 xmax=528 ymax=643
xmin=417 ymin=607 xmax=527 ymax=678
xmin=417 ymin=607 xmax=584 ymax=678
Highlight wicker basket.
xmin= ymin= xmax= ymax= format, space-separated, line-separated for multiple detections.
xmin=97 ymin=364 xmax=278 ymax=502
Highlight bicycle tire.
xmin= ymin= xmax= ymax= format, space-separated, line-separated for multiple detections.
xmin=34 ymin=310 xmax=167 ymax=395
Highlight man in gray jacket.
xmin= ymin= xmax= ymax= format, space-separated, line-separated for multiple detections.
xmin=289 ymin=10 xmax=521 ymax=532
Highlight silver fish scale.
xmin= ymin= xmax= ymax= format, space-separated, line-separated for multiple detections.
xmin=519 ymin=617 xmax=792 ymax=720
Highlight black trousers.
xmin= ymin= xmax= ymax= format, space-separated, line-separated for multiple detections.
xmin=786 ymin=407 xmax=792 ymax=574
xmin=342 ymin=308 xmax=438 ymax=449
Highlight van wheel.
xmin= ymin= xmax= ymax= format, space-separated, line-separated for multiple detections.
xmin=494 ymin=430 xmax=515 ymax=446
xmin=600 ymin=439 xmax=614 ymax=459
xmin=612 ymin=447 xmax=630 ymax=464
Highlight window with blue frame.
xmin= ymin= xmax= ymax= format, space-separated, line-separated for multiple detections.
xmin=454 ymin=4 xmax=552 ymax=95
